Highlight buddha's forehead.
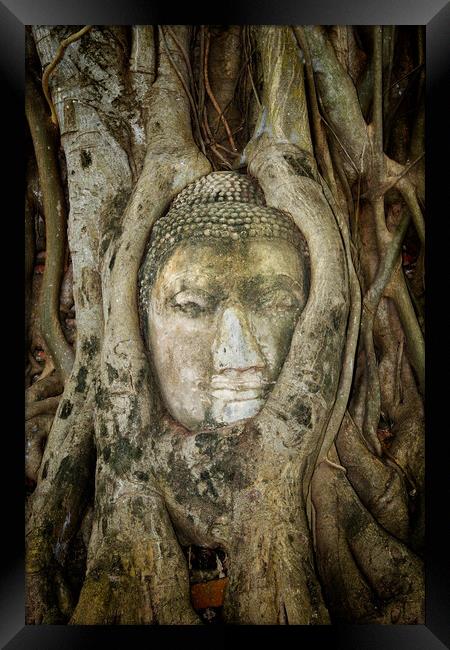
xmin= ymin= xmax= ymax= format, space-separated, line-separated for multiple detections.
xmin=154 ymin=238 xmax=304 ymax=296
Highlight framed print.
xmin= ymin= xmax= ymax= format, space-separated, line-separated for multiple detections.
xmin=2 ymin=0 xmax=449 ymax=647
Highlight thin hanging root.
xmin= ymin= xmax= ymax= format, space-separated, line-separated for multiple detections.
xmin=293 ymin=27 xmax=337 ymax=195
xmin=215 ymin=142 xmax=240 ymax=158
xmin=204 ymin=29 xmax=237 ymax=153
xmin=201 ymin=111 xmax=232 ymax=170
xmin=42 ymin=25 xmax=92 ymax=126
xmin=395 ymin=174 xmax=425 ymax=246
xmin=368 ymin=153 xmax=424 ymax=198
xmin=165 ymin=25 xmax=198 ymax=101
xmin=26 ymin=73 xmax=74 ymax=382
xmin=372 ymin=26 xmax=384 ymax=169
xmin=324 ymin=455 xmax=347 ymax=473
xmin=361 ymin=210 xmax=411 ymax=455
xmin=246 ymin=59 xmax=261 ymax=109
xmin=242 ymin=27 xmax=261 ymax=109
xmin=362 ymin=154 xmax=425 ymax=247
xmin=210 ymin=145 xmax=233 ymax=169
xmin=394 ymin=336 xmax=405 ymax=406
xmin=159 ymin=27 xmax=207 ymax=158
xmin=321 ymin=116 xmax=360 ymax=177
xmin=198 ymin=27 xmax=206 ymax=125
xmin=385 ymin=270 xmax=425 ymax=396
xmin=359 ymin=27 xmax=396 ymax=454
xmin=369 ymin=25 xmax=424 ymax=396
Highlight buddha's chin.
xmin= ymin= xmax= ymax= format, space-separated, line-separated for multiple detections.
xmin=210 ymin=395 xmax=264 ymax=426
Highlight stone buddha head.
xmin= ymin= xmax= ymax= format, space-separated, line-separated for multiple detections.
xmin=139 ymin=172 xmax=310 ymax=432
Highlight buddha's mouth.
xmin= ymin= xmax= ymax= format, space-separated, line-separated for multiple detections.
xmin=209 ymin=374 xmax=268 ymax=402
xmin=210 ymin=387 xmax=264 ymax=402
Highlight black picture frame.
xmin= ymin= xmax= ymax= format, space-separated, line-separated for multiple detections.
xmin=2 ymin=0 xmax=449 ymax=647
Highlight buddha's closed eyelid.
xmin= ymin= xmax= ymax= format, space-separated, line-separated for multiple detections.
xmin=257 ymin=287 xmax=302 ymax=309
xmin=167 ymin=289 xmax=220 ymax=318
xmin=170 ymin=288 xmax=216 ymax=305
xmin=239 ymin=278 xmax=303 ymax=310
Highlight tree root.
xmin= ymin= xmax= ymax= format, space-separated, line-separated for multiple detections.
xmin=26 ymin=414 xmax=54 ymax=483
xmin=315 ymin=180 xmax=362 ymax=467
xmin=25 ymin=169 xmax=35 ymax=358
xmin=25 ymin=381 xmax=96 ymax=623
xmin=302 ymin=26 xmax=370 ymax=183
xmin=224 ymin=501 xmax=330 ymax=624
xmin=360 ymin=209 xmax=411 ymax=454
xmin=42 ymin=25 xmax=92 ymax=127
xmin=26 ymin=395 xmax=61 ymax=421
xmin=26 ymin=70 xmax=74 ymax=382
xmin=312 ymin=460 xmax=424 ymax=623
xmin=204 ymin=28 xmax=237 ymax=153
xmin=26 ymin=564 xmax=72 ymax=624
xmin=336 ymin=411 xmax=409 ymax=541
xmin=26 ymin=369 xmax=63 ymax=406
xmin=73 ymin=495 xmax=202 ymax=624
xmin=26 ymin=352 xmax=44 ymax=387
xmin=387 ymin=270 xmax=425 ymax=395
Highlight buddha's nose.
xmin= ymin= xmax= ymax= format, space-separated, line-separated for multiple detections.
xmin=212 ymin=306 xmax=264 ymax=373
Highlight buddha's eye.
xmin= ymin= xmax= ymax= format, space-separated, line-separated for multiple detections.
xmin=176 ymin=301 xmax=204 ymax=317
xmin=170 ymin=290 xmax=212 ymax=318
xmin=258 ymin=289 xmax=300 ymax=313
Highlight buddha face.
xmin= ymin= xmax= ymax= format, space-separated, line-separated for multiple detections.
xmin=147 ymin=237 xmax=308 ymax=432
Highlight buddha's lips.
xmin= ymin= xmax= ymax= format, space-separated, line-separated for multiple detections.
xmin=210 ymin=387 xmax=264 ymax=402
xmin=209 ymin=377 xmax=267 ymax=402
